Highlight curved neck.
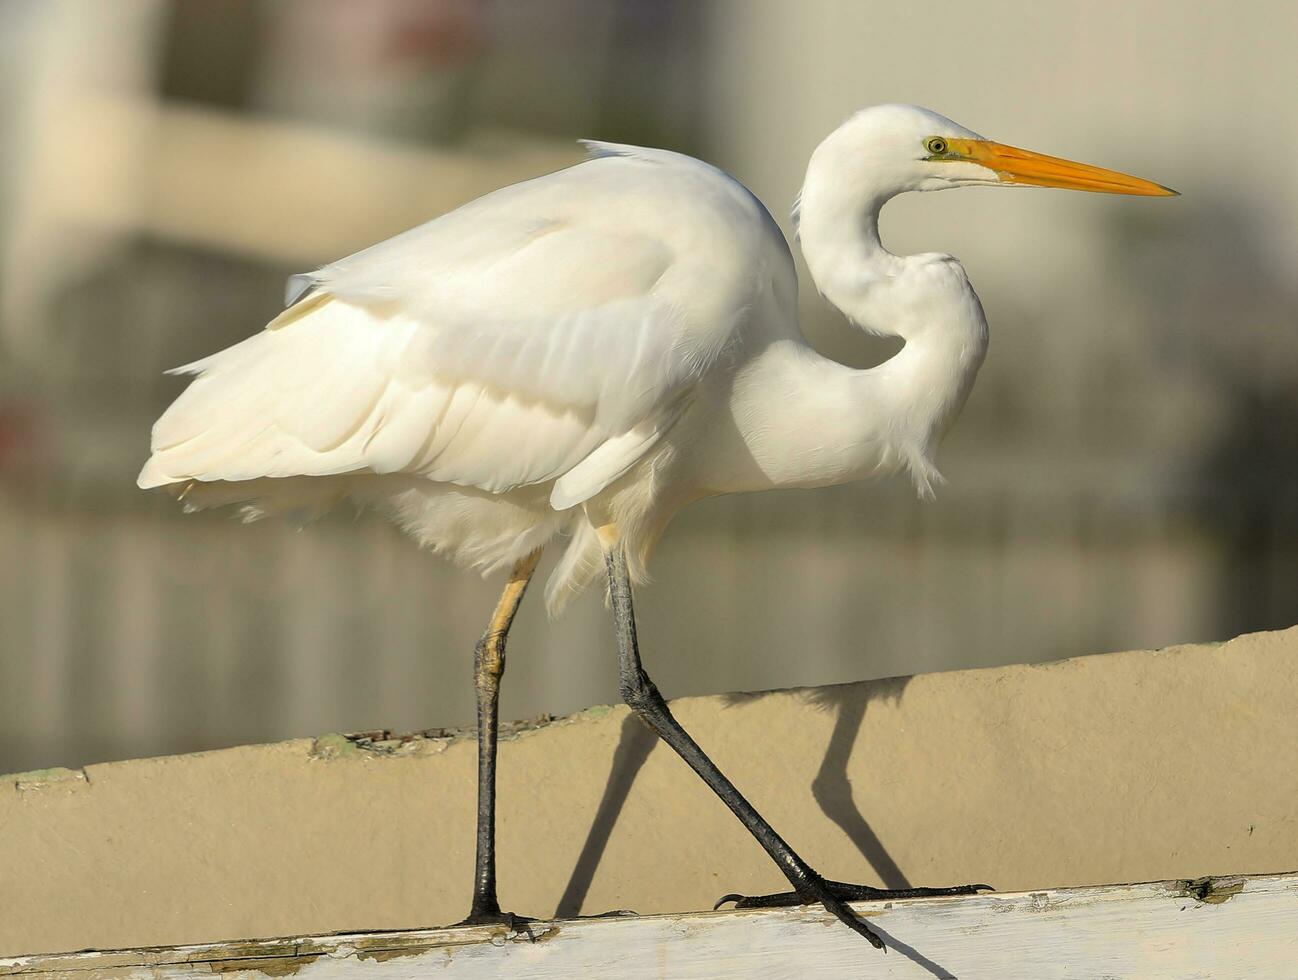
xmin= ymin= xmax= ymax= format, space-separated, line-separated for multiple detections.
xmin=797 ymin=170 xmax=907 ymax=337
xmin=728 ymin=169 xmax=989 ymax=497
xmin=734 ymin=330 xmax=984 ymax=498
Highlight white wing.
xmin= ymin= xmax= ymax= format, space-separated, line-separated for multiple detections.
xmin=138 ymin=142 xmax=788 ymax=509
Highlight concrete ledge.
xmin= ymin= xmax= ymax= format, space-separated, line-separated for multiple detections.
xmin=3 ymin=628 xmax=1296 ymax=956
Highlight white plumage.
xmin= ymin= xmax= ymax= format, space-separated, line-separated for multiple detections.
xmin=140 ymin=106 xmax=1174 ymax=612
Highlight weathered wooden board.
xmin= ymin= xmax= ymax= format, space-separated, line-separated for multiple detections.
xmin=3 ymin=874 xmax=1295 ymax=979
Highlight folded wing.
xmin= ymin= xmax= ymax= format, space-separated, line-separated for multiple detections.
xmin=138 ymin=153 xmax=751 ymax=509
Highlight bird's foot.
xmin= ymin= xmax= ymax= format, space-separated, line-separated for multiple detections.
xmin=456 ymin=907 xmax=538 ymax=937
xmin=717 ymin=878 xmax=992 ymax=911
xmin=715 ymin=879 xmax=993 ymax=950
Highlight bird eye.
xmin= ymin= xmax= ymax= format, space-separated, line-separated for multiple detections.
xmin=925 ymin=137 xmax=949 ymax=155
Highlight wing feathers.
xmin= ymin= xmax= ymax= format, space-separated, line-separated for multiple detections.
xmin=141 ymin=148 xmax=773 ymax=508
xmin=549 ymin=398 xmax=687 ymax=510
xmin=139 ymin=297 xmax=668 ymax=501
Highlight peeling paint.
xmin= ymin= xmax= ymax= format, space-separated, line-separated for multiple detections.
xmin=310 ymin=715 xmax=563 ymax=762
xmin=308 ymin=733 xmax=361 ymax=759
xmin=500 ymin=715 xmax=560 ymax=740
xmin=207 ymin=954 xmax=320 ymax=976
xmin=519 ymin=925 xmax=560 ymax=943
xmin=1025 ymin=892 xmax=1056 ymax=913
xmin=1175 ymin=876 xmax=1246 ymax=905
xmin=10 ymin=767 xmax=89 ymax=792
xmin=355 ymin=946 xmax=435 ymax=963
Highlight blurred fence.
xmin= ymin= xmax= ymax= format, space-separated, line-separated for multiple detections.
xmin=2 ymin=0 xmax=1297 ymax=774
xmin=4 ymin=472 xmax=1292 ymax=773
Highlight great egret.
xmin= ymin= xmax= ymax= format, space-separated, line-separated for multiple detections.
xmin=139 ymin=103 xmax=1175 ymax=947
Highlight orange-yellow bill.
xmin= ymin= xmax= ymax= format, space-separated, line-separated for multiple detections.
xmin=946 ymin=138 xmax=1178 ymax=196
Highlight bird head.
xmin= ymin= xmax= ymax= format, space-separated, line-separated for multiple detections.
xmin=816 ymin=103 xmax=1176 ymax=199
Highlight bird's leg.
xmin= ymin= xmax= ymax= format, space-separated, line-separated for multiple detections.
xmin=460 ymin=547 xmax=543 ymax=927
xmin=601 ymin=537 xmax=896 ymax=949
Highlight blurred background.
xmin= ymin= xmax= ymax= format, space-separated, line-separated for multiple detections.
xmin=2 ymin=0 xmax=1296 ymax=774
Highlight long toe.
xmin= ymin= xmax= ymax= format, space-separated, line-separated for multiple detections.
xmin=721 ymin=880 xmax=993 ymax=909
xmin=818 ymin=892 xmax=886 ymax=950
xmin=824 ymin=880 xmax=993 ymax=901
xmin=718 ymin=880 xmax=885 ymax=950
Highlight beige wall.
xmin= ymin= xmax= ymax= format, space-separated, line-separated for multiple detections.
xmin=3 ymin=627 xmax=1295 ymax=956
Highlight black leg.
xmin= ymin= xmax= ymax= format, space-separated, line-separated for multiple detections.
xmin=602 ymin=543 xmax=893 ymax=949
xmin=461 ymin=548 xmax=542 ymax=926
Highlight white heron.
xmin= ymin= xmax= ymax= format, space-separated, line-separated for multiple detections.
xmin=139 ymin=103 xmax=1175 ymax=947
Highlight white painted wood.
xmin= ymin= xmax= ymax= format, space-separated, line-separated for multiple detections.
xmin=4 ymin=874 xmax=1296 ymax=979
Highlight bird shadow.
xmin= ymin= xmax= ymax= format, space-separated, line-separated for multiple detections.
xmin=556 ymin=674 xmax=916 ymax=918
xmin=555 ymin=711 xmax=658 ymax=918
xmin=803 ymin=676 xmax=914 ymax=889
xmin=868 ymin=920 xmax=960 ymax=979
xmin=724 ymin=675 xmax=913 ymax=887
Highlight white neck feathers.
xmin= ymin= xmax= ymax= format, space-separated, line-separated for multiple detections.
xmin=734 ymin=150 xmax=989 ymax=497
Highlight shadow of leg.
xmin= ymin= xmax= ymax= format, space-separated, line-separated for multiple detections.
xmin=865 ymin=920 xmax=957 ymax=980
xmin=809 ymin=686 xmax=912 ymax=889
xmin=555 ymin=713 xmax=657 ymax=917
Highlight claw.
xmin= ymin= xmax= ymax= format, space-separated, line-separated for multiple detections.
xmin=832 ymin=906 xmax=885 ymax=950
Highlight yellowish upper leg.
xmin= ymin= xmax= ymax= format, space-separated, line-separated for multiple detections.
xmin=477 ymin=548 xmax=543 ymax=684
xmin=593 ymin=522 xmax=621 ymax=552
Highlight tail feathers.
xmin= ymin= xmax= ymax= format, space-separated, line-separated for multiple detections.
xmin=152 ymin=476 xmax=349 ymax=528
xmin=543 ymin=516 xmax=654 ymax=617
xmin=146 ymin=474 xmax=626 ymax=619
xmin=544 ymin=520 xmax=604 ymax=616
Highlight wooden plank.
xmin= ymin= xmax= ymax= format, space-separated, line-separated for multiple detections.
xmin=3 ymin=873 xmax=1296 ymax=979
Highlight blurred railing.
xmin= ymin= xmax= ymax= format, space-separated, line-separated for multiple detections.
xmin=3 ymin=0 xmax=1297 ymax=776
xmin=4 ymin=468 xmax=1291 ymax=774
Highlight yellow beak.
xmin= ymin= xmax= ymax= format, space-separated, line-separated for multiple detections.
xmin=946 ymin=138 xmax=1178 ymax=196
